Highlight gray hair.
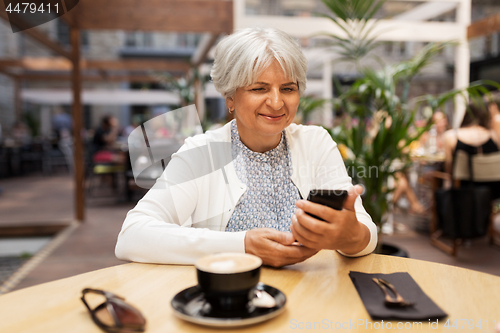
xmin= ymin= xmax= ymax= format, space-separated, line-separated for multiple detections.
xmin=210 ymin=27 xmax=307 ymax=100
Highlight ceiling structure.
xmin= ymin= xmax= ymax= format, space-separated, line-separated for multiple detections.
xmin=21 ymin=89 xmax=181 ymax=105
xmin=392 ymin=2 xmax=458 ymax=22
xmin=0 ymin=0 xmax=233 ymax=223
xmin=0 ymin=57 xmax=192 ymax=81
xmin=468 ymin=12 xmax=500 ymax=38
xmin=64 ymin=0 xmax=232 ymax=33
xmin=0 ymin=0 xmax=231 ymax=79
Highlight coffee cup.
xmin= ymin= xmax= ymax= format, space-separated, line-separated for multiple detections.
xmin=195 ymin=252 xmax=262 ymax=314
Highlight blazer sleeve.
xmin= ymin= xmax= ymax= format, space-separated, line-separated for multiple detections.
xmin=115 ymin=141 xmax=246 ymax=265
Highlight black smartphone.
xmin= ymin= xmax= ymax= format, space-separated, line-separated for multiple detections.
xmin=306 ymin=189 xmax=348 ymax=221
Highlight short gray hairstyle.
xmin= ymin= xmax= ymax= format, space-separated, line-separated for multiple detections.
xmin=210 ymin=27 xmax=307 ymax=99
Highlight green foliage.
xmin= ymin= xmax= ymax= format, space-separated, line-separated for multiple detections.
xmin=153 ymin=67 xmax=204 ymax=107
xmin=22 ymin=112 xmax=39 ymax=137
xmin=332 ymin=42 xmax=468 ymax=226
xmin=297 ymin=96 xmax=329 ymax=124
xmin=19 ymin=252 xmax=33 ymax=259
xmin=333 ymin=61 xmax=500 ymax=226
xmin=319 ymin=0 xmax=387 ymax=63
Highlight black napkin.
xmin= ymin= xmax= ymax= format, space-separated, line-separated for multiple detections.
xmin=349 ymin=271 xmax=447 ymax=321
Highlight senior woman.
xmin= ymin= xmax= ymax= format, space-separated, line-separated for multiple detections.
xmin=115 ymin=27 xmax=377 ymax=267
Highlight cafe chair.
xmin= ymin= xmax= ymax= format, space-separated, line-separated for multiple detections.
xmin=0 ymin=145 xmax=9 ymax=177
xmin=430 ymin=150 xmax=500 ymax=256
xmin=19 ymin=140 xmax=46 ymax=174
xmin=85 ymin=148 xmax=126 ymax=199
xmin=86 ymin=163 xmax=126 ymax=199
xmin=42 ymin=139 xmax=72 ymax=175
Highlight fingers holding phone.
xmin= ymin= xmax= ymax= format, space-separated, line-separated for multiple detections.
xmin=290 ymin=185 xmax=369 ymax=253
xmin=306 ymin=189 xmax=348 ymax=220
xmin=301 ymin=186 xmax=361 ymax=221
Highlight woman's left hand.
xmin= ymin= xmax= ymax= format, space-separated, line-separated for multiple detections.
xmin=290 ymin=185 xmax=370 ymax=255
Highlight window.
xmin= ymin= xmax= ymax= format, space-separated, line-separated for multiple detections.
xmin=143 ymin=33 xmax=153 ymax=47
xmin=125 ymin=32 xmax=138 ymax=47
xmin=124 ymin=32 xmax=154 ymax=47
xmin=399 ymin=42 xmax=406 ymax=56
xmin=385 ymin=41 xmax=393 ymax=56
xmin=56 ymin=19 xmax=88 ymax=47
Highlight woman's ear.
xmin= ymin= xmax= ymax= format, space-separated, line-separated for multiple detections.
xmin=226 ymin=97 xmax=234 ymax=111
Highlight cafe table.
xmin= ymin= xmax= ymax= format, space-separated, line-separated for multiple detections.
xmin=1 ymin=251 xmax=499 ymax=333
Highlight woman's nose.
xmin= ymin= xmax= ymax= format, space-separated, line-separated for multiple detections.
xmin=266 ymin=89 xmax=284 ymax=111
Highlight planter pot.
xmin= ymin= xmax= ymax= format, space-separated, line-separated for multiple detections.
xmin=377 ymin=243 xmax=409 ymax=258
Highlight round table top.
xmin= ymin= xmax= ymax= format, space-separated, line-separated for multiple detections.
xmin=0 ymin=251 xmax=499 ymax=333
xmin=411 ymin=152 xmax=446 ymax=163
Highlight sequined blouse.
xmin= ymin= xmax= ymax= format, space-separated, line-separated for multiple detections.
xmin=225 ymin=120 xmax=301 ymax=232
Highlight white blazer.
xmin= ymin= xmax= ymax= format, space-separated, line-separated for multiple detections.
xmin=115 ymin=122 xmax=377 ymax=264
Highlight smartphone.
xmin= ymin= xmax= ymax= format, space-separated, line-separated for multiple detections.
xmin=306 ymin=189 xmax=348 ymax=221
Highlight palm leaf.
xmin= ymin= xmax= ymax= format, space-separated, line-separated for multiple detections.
xmin=319 ymin=0 xmax=387 ymax=64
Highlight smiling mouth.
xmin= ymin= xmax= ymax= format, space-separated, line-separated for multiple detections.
xmin=259 ymin=114 xmax=285 ymax=119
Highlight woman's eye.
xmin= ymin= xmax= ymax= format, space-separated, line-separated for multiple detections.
xmin=251 ymin=88 xmax=264 ymax=91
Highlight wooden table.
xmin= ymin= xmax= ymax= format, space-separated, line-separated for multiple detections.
xmin=1 ymin=251 xmax=499 ymax=332
xmin=411 ymin=153 xmax=446 ymax=164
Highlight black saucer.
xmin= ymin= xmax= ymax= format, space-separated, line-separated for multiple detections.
xmin=171 ymin=283 xmax=286 ymax=328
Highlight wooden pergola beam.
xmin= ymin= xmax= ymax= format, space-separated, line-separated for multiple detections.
xmin=67 ymin=0 xmax=232 ymax=33
xmin=0 ymin=58 xmax=72 ymax=71
xmin=0 ymin=11 xmax=71 ymax=59
xmin=71 ymin=26 xmax=84 ymax=222
xmin=0 ymin=67 xmax=18 ymax=78
xmin=85 ymin=60 xmax=190 ymax=72
xmin=15 ymin=73 xmax=180 ymax=82
xmin=468 ymin=12 xmax=500 ymax=39
xmin=14 ymin=78 xmax=22 ymax=123
xmin=191 ymin=33 xmax=219 ymax=67
xmin=0 ymin=58 xmax=191 ymax=72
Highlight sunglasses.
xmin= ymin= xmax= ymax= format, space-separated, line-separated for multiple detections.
xmin=81 ymin=288 xmax=146 ymax=333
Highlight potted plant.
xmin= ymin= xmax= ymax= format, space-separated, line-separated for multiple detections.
xmin=320 ymin=0 xmax=493 ymax=255
xmin=330 ymin=45 xmax=441 ymax=255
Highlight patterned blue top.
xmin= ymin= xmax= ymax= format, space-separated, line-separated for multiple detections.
xmin=225 ymin=120 xmax=301 ymax=232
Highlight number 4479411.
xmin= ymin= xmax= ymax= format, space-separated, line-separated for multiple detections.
xmin=5 ymin=2 xmax=60 ymax=14
xmin=443 ymin=319 xmax=497 ymax=330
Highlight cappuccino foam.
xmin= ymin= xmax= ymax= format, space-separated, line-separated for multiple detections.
xmin=196 ymin=253 xmax=262 ymax=274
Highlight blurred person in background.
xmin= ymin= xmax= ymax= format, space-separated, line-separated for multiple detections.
xmin=419 ymin=111 xmax=449 ymax=155
xmin=92 ymin=115 xmax=124 ymax=164
xmin=11 ymin=121 xmax=32 ymax=148
xmin=443 ymin=100 xmax=500 ymax=199
xmin=122 ymin=115 xmax=142 ymax=138
xmin=367 ymin=111 xmax=426 ymax=215
xmin=392 ymin=172 xmax=426 ymax=215
xmin=486 ymin=92 xmax=500 ymax=142
xmin=392 ymin=111 xmax=450 ymax=215
xmin=52 ymin=107 xmax=72 ymax=140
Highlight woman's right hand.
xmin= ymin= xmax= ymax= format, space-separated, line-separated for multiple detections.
xmin=244 ymin=228 xmax=318 ymax=267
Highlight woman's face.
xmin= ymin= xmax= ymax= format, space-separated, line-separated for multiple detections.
xmin=226 ymin=60 xmax=300 ymax=153
xmin=433 ymin=112 xmax=448 ymax=133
